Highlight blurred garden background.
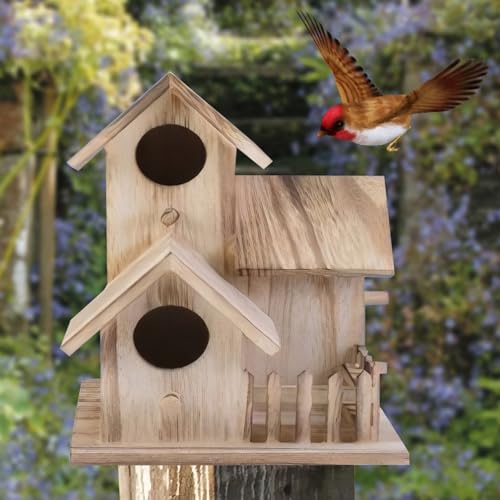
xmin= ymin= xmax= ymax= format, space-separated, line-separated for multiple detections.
xmin=0 ymin=0 xmax=498 ymax=498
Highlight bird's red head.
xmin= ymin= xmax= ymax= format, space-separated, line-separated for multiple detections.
xmin=317 ymin=104 xmax=355 ymax=141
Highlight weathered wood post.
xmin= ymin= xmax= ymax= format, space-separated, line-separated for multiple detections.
xmin=216 ymin=466 xmax=354 ymax=500
xmin=119 ymin=465 xmax=354 ymax=499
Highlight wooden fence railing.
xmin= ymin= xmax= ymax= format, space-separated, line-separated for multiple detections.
xmin=244 ymin=346 xmax=387 ymax=443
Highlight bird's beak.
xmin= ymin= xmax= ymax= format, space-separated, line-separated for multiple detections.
xmin=317 ymin=130 xmax=326 ymax=137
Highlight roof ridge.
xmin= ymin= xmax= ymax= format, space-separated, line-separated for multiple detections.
xmin=67 ymin=72 xmax=271 ymax=170
xmin=61 ymin=234 xmax=280 ymax=356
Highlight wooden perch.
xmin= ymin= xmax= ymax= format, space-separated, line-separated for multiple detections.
xmin=364 ymin=291 xmax=389 ymax=306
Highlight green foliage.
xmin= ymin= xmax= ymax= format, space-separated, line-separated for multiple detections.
xmin=3 ymin=0 xmax=153 ymax=106
xmin=139 ymin=0 xmax=304 ymax=78
xmin=472 ymin=379 xmax=500 ymax=459
xmin=0 ymin=333 xmax=113 ymax=497
xmin=0 ymin=379 xmax=31 ymax=441
xmin=359 ymin=379 xmax=500 ymax=499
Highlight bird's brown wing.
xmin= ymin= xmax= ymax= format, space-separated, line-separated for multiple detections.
xmin=298 ymin=11 xmax=382 ymax=104
xmin=370 ymin=59 xmax=488 ymax=125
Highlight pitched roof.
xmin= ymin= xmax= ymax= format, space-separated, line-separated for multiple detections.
xmin=235 ymin=176 xmax=394 ymax=277
xmin=67 ymin=72 xmax=272 ymax=170
xmin=61 ymin=234 xmax=280 ymax=356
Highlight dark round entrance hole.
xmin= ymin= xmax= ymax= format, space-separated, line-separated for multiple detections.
xmin=135 ymin=124 xmax=206 ymax=185
xmin=133 ymin=306 xmax=209 ymax=369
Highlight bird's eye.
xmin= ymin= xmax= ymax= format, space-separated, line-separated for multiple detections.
xmin=336 ymin=120 xmax=344 ymax=128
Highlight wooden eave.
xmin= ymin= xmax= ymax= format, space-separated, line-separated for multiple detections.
xmin=67 ymin=72 xmax=272 ymax=170
xmin=60 ymin=234 xmax=280 ymax=356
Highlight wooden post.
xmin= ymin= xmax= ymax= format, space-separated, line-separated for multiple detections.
xmin=243 ymin=370 xmax=254 ymax=441
xmin=295 ymin=370 xmax=313 ymax=443
xmin=120 ymin=465 xmax=355 ymax=499
xmin=327 ymin=371 xmax=343 ymax=442
xmin=119 ymin=465 xmax=214 ymax=500
xmin=369 ymin=361 xmax=387 ymax=440
xmin=215 ymin=466 xmax=355 ymax=499
xmin=266 ymin=371 xmax=281 ymax=442
xmin=356 ymin=371 xmax=372 ymax=441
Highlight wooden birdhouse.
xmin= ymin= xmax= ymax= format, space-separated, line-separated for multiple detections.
xmin=62 ymin=73 xmax=409 ymax=466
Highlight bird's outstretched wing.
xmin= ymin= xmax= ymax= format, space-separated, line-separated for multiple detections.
xmin=407 ymin=59 xmax=488 ymax=113
xmin=371 ymin=59 xmax=488 ymax=125
xmin=298 ymin=11 xmax=382 ymax=104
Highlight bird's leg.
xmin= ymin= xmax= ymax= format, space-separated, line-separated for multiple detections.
xmin=386 ymin=134 xmax=403 ymax=152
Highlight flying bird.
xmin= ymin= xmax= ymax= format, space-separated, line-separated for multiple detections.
xmin=298 ymin=11 xmax=488 ymax=152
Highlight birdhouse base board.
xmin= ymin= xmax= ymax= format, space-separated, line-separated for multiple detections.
xmin=71 ymin=380 xmax=409 ymax=466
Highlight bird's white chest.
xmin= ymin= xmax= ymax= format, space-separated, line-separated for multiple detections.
xmin=351 ymin=123 xmax=409 ymax=146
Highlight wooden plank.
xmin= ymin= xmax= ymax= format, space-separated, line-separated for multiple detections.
xmin=159 ymin=393 xmax=181 ymax=441
xmin=370 ymin=362 xmax=385 ymax=441
xmin=72 ymin=380 xmax=409 ymax=465
xmin=61 ymin=234 xmax=280 ymax=356
xmin=67 ymin=74 xmax=171 ymax=170
xmin=327 ymin=372 xmax=343 ymax=443
xmin=61 ymin=258 xmax=168 ymax=356
xmin=253 ymin=385 xmax=356 ymax=407
xmin=168 ymin=240 xmax=280 ymax=355
xmin=364 ymin=291 xmax=389 ymax=306
xmin=295 ymin=371 xmax=313 ymax=443
xmin=334 ymin=278 xmax=365 ymax=366
xmin=235 ymin=176 xmax=394 ymax=276
xmin=73 ymin=445 xmax=409 ymax=466
xmin=241 ymin=274 xmax=345 ymax=386
xmin=169 ymin=74 xmax=271 ymax=168
xmin=243 ymin=371 xmax=254 ymax=441
xmin=356 ymin=371 xmax=372 ymax=441
xmin=266 ymin=372 xmax=281 ymax=442
xmin=100 ymin=321 xmax=121 ymax=442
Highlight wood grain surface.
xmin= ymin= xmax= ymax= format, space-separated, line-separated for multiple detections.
xmin=95 ymin=87 xmax=266 ymax=456
xmin=61 ymin=235 xmax=279 ymax=356
xmin=68 ymin=72 xmax=271 ymax=170
xmin=215 ymin=465 xmax=354 ymax=500
xmin=71 ymin=380 xmax=409 ymax=465
xmin=239 ymin=274 xmax=365 ymax=385
xmin=235 ymin=175 xmax=394 ymax=276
